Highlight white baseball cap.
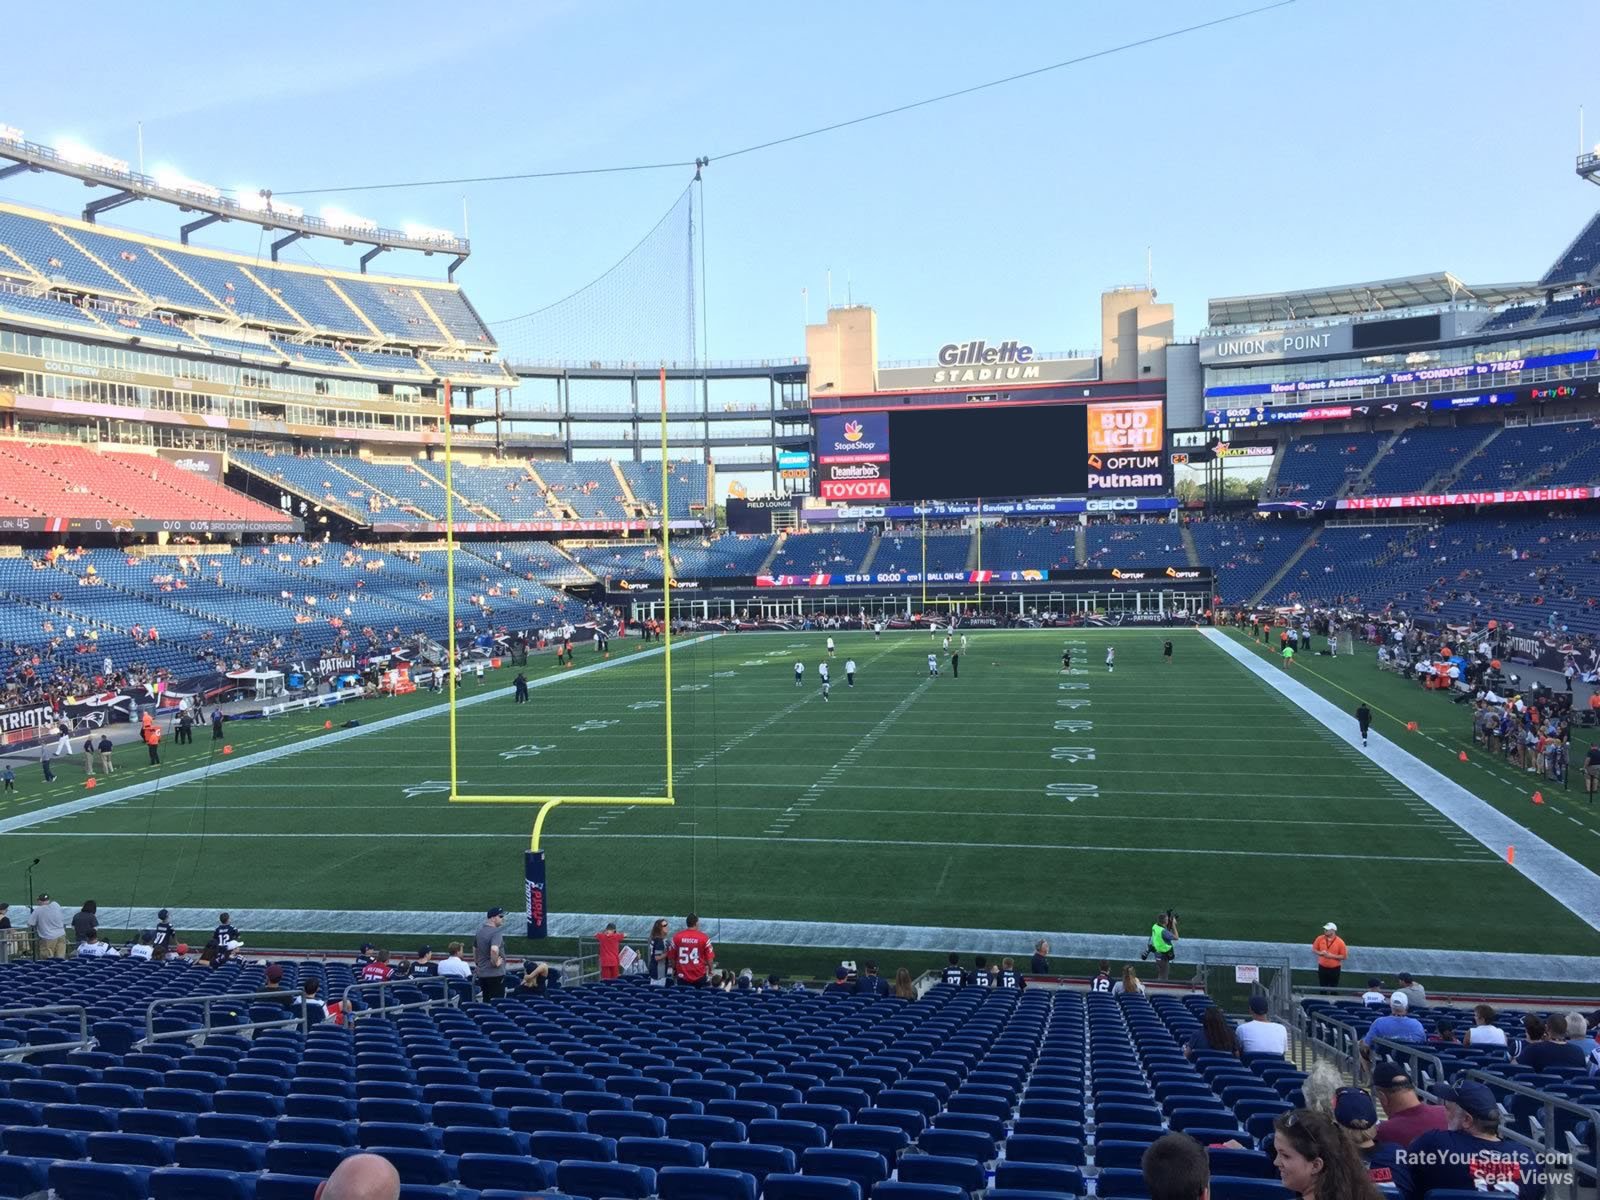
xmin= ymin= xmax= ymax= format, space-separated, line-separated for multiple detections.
xmin=1323 ymin=922 xmax=1338 ymax=932
xmin=1390 ymin=991 xmax=1410 ymax=1009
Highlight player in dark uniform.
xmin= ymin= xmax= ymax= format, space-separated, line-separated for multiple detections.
xmin=1584 ymin=741 xmax=1600 ymax=802
xmin=940 ymin=953 xmax=965 ymax=986
xmin=1163 ymin=639 xmax=1173 ymax=665
xmin=1061 ymin=648 xmax=1071 ymax=672
xmin=1356 ymin=702 xmax=1373 ymax=748
xmin=997 ymin=958 xmax=1025 ymax=990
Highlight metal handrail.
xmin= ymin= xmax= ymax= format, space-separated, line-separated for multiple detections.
xmin=339 ymin=977 xmax=459 ymax=1021
xmin=1462 ymin=1067 xmax=1600 ymax=1186
xmin=0 ymin=1003 xmax=90 ymax=1059
xmin=142 ymin=988 xmax=307 ymax=1045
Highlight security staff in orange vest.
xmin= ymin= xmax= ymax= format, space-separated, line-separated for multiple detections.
xmin=1313 ymin=921 xmax=1348 ymax=988
xmin=143 ymin=721 xmax=162 ymax=766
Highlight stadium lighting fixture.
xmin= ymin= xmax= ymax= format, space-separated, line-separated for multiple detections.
xmin=152 ymin=165 xmax=221 ymax=201
xmin=237 ymin=189 xmax=304 ymax=220
xmin=55 ymin=137 xmax=129 ymax=175
xmin=402 ymin=222 xmax=457 ymax=244
xmin=0 ymin=124 xmax=22 ymax=144
xmin=321 ymin=204 xmax=379 ymax=234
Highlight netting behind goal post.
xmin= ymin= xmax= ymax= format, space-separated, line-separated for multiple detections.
xmin=443 ymin=183 xmax=703 ymax=937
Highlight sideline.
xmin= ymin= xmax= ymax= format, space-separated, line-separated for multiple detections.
xmin=1201 ymin=627 xmax=1600 ymax=931
xmin=92 ymin=905 xmax=1600 ymax=984
xmin=0 ymin=636 xmax=714 ymax=838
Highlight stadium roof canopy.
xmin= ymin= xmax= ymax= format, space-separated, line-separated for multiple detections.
xmin=1207 ymin=272 xmax=1544 ymax=328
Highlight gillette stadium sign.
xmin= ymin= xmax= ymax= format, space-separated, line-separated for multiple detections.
xmin=877 ymin=340 xmax=1099 ymax=390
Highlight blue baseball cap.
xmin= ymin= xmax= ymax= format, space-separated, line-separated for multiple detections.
xmin=1435 ymin=1080 xmax=1499 ymax=1121
xmin=1334 ymin=1087 xmax=1378 ymax=1131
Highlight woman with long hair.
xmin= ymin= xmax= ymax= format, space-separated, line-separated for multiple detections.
xmin=1112 ymin=965 xmax=1145 ymax=996
xmin=1185 ymin=1005 xmax=1239 ymax=1059
xmin=893 ymin=968 xmax=915 ymax=1000
xmin=647 ymin=919 xmax=669 ymax=987
xmin=1272 ymin=1108 xmax=1383 ymax=1200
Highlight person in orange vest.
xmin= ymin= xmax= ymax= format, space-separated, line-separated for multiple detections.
xmin=1313 ymin=921 xmax=1348 ymax=988
xmin=143 ymin=721 xmax=162 ymax=766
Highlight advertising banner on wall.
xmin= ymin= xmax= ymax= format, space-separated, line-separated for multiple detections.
xmin=1086 ymin=399 xmax=1166 ymax=492
xmin=816 ymin=413 xmax=891 ymax=500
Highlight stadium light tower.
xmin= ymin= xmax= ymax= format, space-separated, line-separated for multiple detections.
xmin=1579 ymin=147 xmax=1600 ymax=187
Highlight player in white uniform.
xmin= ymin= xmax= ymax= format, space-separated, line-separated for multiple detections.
xmin=794 ymin=661 xmax=804 ymax=687
xmin=960 ymin=633 xmax=969 ymax=653
xmin=845 ymin=658 xmax=857 ymax=687
xmin=927 ymin=653 xmax=940 ymax=677
xmin=819 ymin=661 xmax=831 ymax=701
xmin=826 ymin=636 xmax=835 ymax=658
xmin=1106 ymin=646 xmax=1115 ymax=673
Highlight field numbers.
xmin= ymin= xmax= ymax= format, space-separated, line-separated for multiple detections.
xmin=628 ymin=700 xmax=665 ymax=710
xmin=500 ymin=743 xmax=558 ymax=759
xmin=708 ymin=671 xmax=738 ymax=679
xmin=571 ymin=719 xmax=619 ymax=732
xmin=1051 ymin=746 xmax=1097 ymax=763
xmin=1055 ymin=719 xmax=1093 ymax=733
xmin=403 ymin=780 xmax=455 ymax=798
xmin=674 ymin=683 xmax=710 ymax=693
xmin=1055 ymin=700 xmax=1090 ymax=711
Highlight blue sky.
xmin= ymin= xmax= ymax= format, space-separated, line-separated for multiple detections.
xmin=3 ymin=0 xmax=1598 ymax=363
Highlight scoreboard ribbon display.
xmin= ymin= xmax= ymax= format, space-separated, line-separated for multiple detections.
xmin=817 ymin=413 xmax=891 ymax=500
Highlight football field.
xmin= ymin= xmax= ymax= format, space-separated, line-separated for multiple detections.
xmin=5 ymin=627 xmax=1599 ymax=966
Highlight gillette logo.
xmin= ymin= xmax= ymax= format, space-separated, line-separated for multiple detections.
xmin=938 ymin=339 xmax=1034 ymax=366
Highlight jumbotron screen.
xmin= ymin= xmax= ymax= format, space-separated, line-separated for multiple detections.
xmin=815 ymin=400 xmax=1164 ymax=502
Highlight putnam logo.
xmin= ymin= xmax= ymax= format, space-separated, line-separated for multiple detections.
xmin=843 ymin=421 xmax=864 ymax=443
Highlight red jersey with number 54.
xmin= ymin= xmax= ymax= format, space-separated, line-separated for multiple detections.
xmin=671 ymin=928 xmax=714 ymax=982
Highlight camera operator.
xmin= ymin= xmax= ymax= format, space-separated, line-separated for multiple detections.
xmin=1141 ymin=909 xmax=1179 ymax=982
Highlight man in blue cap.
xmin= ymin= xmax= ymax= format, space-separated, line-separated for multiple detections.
xmin=1395 ymin=1079 xmax=1545 ymax=1200
xmin=1334 ymin=1086 xmax=1399 ymax=1184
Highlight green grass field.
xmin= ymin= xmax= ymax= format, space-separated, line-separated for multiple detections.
xmin=5 ymin=627 xmax=1599 ymax=963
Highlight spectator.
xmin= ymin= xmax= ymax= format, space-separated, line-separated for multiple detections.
xmin=261 ymin=963 xmax=294 ymax=1009
xmin=646 ymin=918 xmax=670 ymax=987
xmin=97 ymin=734 xmax=113 ymax=775
xmin=215 ymin=912 xmax=240 ymax=946
xmin=1464 ymin=1004 xmax=1508 ymax=1048
xmin=409 ymin=947 xmax=437 ymax=978
xmin=670 ymin=913 xmax=714 ymax=988
xmin=1236 ymin=994 xmax=1289 ymax=1057
xmin=1396 ymin=972 xmax=1426 ymax=1008
xmin=352 ymin=943 xmax=375 ymax=972
xmin=825 ymin=966 xmax=855 ymax=995
xmin=1141 ymin=1130 xmax=1211 ymax=1200
xmin=518 ymin=961 xmax=552 ymax=991
xmin=474 ymin=908 xmax=508 ymax=1000
xmin=1185 ymin=1005 xmax=1239 ymax=1059
xmin=593 ymin=921 xmax=627 ymax=981
xmin=1514 ymin=1013 xmax=1545 ymax=1058
xmin=127 ymin=932 xmax=154 ymax=961
xmin=28 ymin=892 xmax=66 ymax=958
xmin=1360 ymin=993 xmax=1427 ymax=1064
xmin=1313 ymin=922 xmax=1348 ymax=988
xmin=1431 ymin=1019 xmax=1459 ymax=1044
xmin=1112 ymin=965 xmax=1145 ymax=996
xmin=0 ymin=903 xmax=8 ymax=930
xmin=1301 ymin=1061 xmax=1345 ymax=1115
xmin=297 ymin=978 xmax=328 ymax=1024
xmin=1272 ymin=1108 xmax=1382 ymax=1200
xmin=1565 ymin=1011 xmax=1596 ymax=1059
xmin=316 ymin=1151 xmax=401 ymax=1200
xmin=1030 ymin=938 xmax=1050 ymax=975
xmin=151 ymin=909 xmax=175 ymax=957
xmin=1334 ymin=1087 xmax=1399 ymax=1185
xmin=855 ymin=959 xmax=889 ymax=997
xmin=359 ymin=950 xmax=393 ymax=983
xmin=1398 ymin=1080 xmax=1545 ymax=1200
xmin=1360 ymin=977 xmax=1386 ymax=1006
xmin=75 ymin=931 xmax=113 ymax=958
xmin=1518 ymin=1014 xmax=1586 ymax=1070
xmin=893 ymin=967 xmax=916 ymax=1000
xmin=70 ymin=900 xmax=98 ymax=946
xmin=1372 ymin=1062 xmax=1447 ymax=1148
xmin=437 ymin=942 xmax=470 ymax=979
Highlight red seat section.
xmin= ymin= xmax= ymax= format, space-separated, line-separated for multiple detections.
xmin=0 ymin=442 xmax=290 ymax=523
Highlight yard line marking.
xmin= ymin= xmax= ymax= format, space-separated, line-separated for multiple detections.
xmin=6 ymin=829 xmax=1490 ymax=865
xmin=1204 ymin=628 xmax=1600 ymax=931
xmin=0 ymin=636 xmax=717 ymax=837
xmin=86 ymin=904 xmax=1600 ymax=984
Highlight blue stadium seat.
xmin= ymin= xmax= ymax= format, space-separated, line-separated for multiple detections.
xmin=255 ymin=1176 xmax=323 ymax=1200
xmin=369 ymin=1148 xmax=456 ymax=1186
xmin=763 ymin=1174 xmax=863 ymax=1200
xmin=267 ymin=1142 xmax=350 ymax=1176
xmin=993 ymin=1160 xmax=1086 ymax=1194
xmin=275 ymin=1117 xmax=356 ymax=1146
xmin=49 ymin=1161 xmax=148 ymax=1200
xmin=359 ymin=1121 xmax=441 ymax=1151
xmin=870 ymin=1184 xmax=966 ymax=1200
xmin=214 ymin=1091 xmax=285 ymax=1118
xmin=150 ymin=1167 xmax=257 ymax=1199
xmin=618 ymin=1135 xmax=707 ymax=1169
xmin=830 ymin=1122 xmax=910 ymax=1163
xmin=43 ymin=1102 xmax=119 ymax=1132
xmin=4 ymin=1125 xmax=88 ymax=1159
xmin=1209 ymin=1148 xmax=1278 ymax=1179
xmin=527 ymin=1129 xmax=615 ymax=1162
xmin=1208 ymin=1177 xmax=1295 ymax=1200
xmin=708 ymin=1141 xmax=796 ymax=1185
xmin=915 ymin=1126 xmax=994 ymax=1162
xmin=801 ymin=1147 xmax=889 ymax=1192
xmin=555 ymin=1160 xmax=657 ymax=1199
xmin=1094 ymin=1167 xmax=1151 ymax=1197
xmin=0 ymin=1157 xmax=51 ymax=1200
xmin=175 ymin=1136 xmax=267 ymax=1171
xmin=1004 ymin=1132 xmax=1086 ymax=1166
xmin=457 ymin=1152 xmax=558 ymax=1192
xmin=893 ymin=1153 xmax=986 ymax=1193
xmin=670 ymin=1113 xmax=746 ymax=1146
xmin=657 ymin=1165 xmax=759 ymax=1200
xmin=588 ymin=1109 xmax=666 ymax=1139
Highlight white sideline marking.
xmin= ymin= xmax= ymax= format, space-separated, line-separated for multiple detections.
xmin=0 ymin=637 xmax=714 ymax=837
xmin=1202 ymin=628 xmax=1600 ymax=931
xmin=71 ymin=905 xmax=1600 ymax=984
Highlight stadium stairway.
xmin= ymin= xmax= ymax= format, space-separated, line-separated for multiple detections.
xmin=966 ymin=534 xmax=981 ymax=572
xmin=1424 ymin=425 xmax=1506 ymax=495
xmin=856 ymin=532 xmax=884 ymax=575
xmin=322 ymin=278 xmax=386 ymax=339
xmin=52 ymin=227 xmax=145 ymax=302
xmin=610 ymin=462 xmax=644 ymax=517
xmin=1074 ymin=526 xmax=1088 ymax=567
xmin=410 ymin=289 xmax=458 ymax=344
xmin=757 ymin=534 xmax=787 ymax=577
xmin=327 ymin=461 xmax=438 ymax=522
xmin=407 ymin=462 xmax=496 ymax=522
xmin=1249 ymin=525 xmax=1321 ymax=606
xmin=1341 ymin=427 xmax=1406 ymax=499
xmin=1179 ymin=524 xmax=1200 ymax=568
xmin=1259 ymin=445 xmax=1287 ymax=497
